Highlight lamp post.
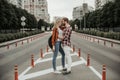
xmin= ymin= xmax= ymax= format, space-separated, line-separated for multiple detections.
xmin=83 ymin=0 xmax=87 ymax=30
xmin=21 ymin=16 xmax=26 ymax=33
xmin=80 ymin=10 xmax=83 ymax=30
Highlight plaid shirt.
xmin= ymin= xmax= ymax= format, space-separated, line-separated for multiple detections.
xmin=62 ymin=26 xmax=72 ymax=47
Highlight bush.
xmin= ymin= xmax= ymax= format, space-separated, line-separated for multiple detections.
xmin=0 ymin=30 xmax=44 ymax=43
xmin=76 ymin=30 xmax=120 ymax=40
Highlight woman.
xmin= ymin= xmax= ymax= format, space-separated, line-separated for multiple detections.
xmin=51 ymin=19 xmax=66 ymax=74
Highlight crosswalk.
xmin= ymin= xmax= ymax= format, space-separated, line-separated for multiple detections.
xmin=19 ymin=49 xmax=102 ymax=80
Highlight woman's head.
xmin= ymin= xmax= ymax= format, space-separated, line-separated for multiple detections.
xmin=53 ymin=18 xmax=62 ymax=28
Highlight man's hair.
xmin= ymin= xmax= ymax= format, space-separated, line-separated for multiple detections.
xmin=62 ymin=17 xmax=69 ymax=23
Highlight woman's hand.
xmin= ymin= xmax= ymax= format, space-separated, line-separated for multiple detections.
xmin=52 ymin=46 xmax=55 ymax=51
xmin=58 ymin=36 xmax=63 ymax=40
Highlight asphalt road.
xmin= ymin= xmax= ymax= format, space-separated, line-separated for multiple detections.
xmin=0 ymin=31 xmax=120 ymax=80
xmin=71 ymin=32 xmax=120 ymax=80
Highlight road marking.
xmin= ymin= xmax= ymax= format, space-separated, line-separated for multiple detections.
xmin=74 ymin=52 xmax=102 ymax=80
xmin=35 ymin=53 xmax=77 ymax=64
xmin=19 ymin=52 xmax=76 ymax=79
xmin=20 ymin=60 xmax=84 ymax=80
xmin=19 ymin=52 xmax=49 ymax=79
xmin=19 ymin=51 xmax=102 ymax=80
xmin=89 ymin=66 xmax=102 ymax=79
xmin=19 ymin=67 xmax=32 ymax=79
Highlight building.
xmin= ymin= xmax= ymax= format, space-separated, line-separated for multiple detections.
xmin=73 ymin=3 xmax=94 ymax=20
xmin=95 ymin=0 xmax=115 ymax=9
xmin=7 ymin=0 xmax=18 ymax=7
xmin=7 ymin=0 xmax=50 ymax=22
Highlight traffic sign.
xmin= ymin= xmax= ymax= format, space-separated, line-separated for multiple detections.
xmin=21 ymin=21 xmax=26 ymax=26
xmin=21 ymin=16 xmax=26 ymax=21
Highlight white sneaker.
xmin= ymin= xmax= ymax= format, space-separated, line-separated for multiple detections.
xmin=53 ymin=71 xmax=61 ymax=74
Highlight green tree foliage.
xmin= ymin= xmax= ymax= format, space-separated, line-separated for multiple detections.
xmin=0 ymin=0 xmax=37 ymax=32
xmin=79 ymin=0 xmax=120 ymax=32
xmin=38 ymin=19 xmax=50 ymax=30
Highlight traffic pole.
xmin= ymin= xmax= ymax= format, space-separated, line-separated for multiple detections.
xmin=31 ymin=54 xmax=34 ymax=67
xmin=14 ymin=65 xmax=18 ymax=80
xmin=87 ymin=54 xmax=90 ymax=66
xmin=40 ymin=49 xmax=43 ymax=58
xmin=78 ymin=48 xmax=81 ymax=57
xmin=102 ymin=64 xmax=106 ymax=80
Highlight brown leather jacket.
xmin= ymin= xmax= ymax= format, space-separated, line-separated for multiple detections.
xmin=52 ymin=27 xmax=58 ymax=46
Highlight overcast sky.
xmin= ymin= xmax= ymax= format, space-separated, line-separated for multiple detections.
xmin=47 ymin=0 xmax=95 ymax=22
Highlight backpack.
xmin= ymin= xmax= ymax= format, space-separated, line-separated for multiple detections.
xmin=48 ymin=35 xmax=53 ymax=49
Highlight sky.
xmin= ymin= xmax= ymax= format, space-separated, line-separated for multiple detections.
xmin=47 ymin=0 xmax=95 ymax=22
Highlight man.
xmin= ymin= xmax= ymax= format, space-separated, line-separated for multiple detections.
xmin=62 ymin=17 xmax=72 ymax=74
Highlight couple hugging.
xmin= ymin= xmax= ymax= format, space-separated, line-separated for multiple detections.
xmin=48 ymin=17 xmax=72 ymax=75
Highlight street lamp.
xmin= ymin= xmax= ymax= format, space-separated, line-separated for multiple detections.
xmin=83 ymin=2 xmax=87 ymax=30
xmin=21 ymin=16 xmax=26 ymax=33
xmin=80 ymin=10 xmax=83 ymax=30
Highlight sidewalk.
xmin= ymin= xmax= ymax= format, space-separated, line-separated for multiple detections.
xmin=18 ymin=50 xmax=102 ymax=80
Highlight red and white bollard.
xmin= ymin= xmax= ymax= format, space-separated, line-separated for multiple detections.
xmin=87 ymin=54 xmax=90 ymax=66
xmin=90 ymin=37 xmax=91 ymax=41
xmin=7 ymin=45 xmax=9 ymax=49
xmin=104 ymin=40 xmax=106 ymax=46
xmin=21 ymin=41 xmax=23 ymax=45
xmin=14 ymin=65 xmax=18 ymax=80
xmin=40 ymin=49 xmax=43 ymax=58
xmin=31 ymin=54 xmax=34 ymax=67
xmin=73 ymin=45 xmax=75 ymax=52
xmin=93 ymin=38 xmax=95 ymax=42
xmin=27 ymin=39 xmax=29 ymax=43
xmin=98 ymin=39 xmax=99 ymax=44
xmin=78 ymin=48 xmax=81 ymax=57
xmin=15 ymin=42 xmax=17 ymax=47
xmin=46 ymin=45 xmax=49 ymax=52
xmin=111 ymin=42 xmax=113 ymax=47
xmin=102 ymin=64 xmax=106 ymax=80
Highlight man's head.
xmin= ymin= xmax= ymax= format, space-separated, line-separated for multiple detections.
xmin=62 ymin=17 xmax=69 ymax=25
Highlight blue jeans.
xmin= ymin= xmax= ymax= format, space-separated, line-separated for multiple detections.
xmin=52 ymin=41 xmax=65 ymax=71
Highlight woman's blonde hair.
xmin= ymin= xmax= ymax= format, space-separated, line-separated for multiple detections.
xmin=53 ymin=18 xmax=61 ymax=28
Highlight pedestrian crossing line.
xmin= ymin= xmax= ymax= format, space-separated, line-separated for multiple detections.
xmin=19 ymin=52 xmax=50 ymax=79
xmin=20 ymin=60 xmax=85 ymax=80
xmin=19 ymin=66 xmax=32 ymax=79
xmin=89 ymin=66 xmax=102 ymax=79
xmin=35 ymin=53 xmax=77 ymax=64
xmin=19 ymin=51 xmax=76 ymax=79
xmin=19 ymin=51 xmax=102 ymax=80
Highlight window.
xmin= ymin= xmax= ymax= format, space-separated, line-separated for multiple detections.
xmin=42 ymin=9 xmax=44 ymax=12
